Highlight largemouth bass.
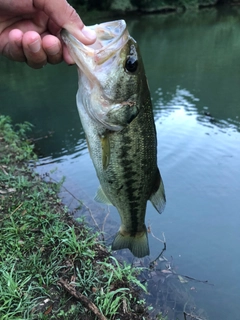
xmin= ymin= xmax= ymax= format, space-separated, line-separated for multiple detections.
xmin=61 ymin=20 xmax=166 ymax=258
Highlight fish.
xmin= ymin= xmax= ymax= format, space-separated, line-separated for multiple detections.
xmin=61 ymin=20 xmax=166 ymax=258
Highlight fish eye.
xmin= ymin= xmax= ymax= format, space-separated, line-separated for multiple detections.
xmin=125 ymin=57 xmax=138 ymax=73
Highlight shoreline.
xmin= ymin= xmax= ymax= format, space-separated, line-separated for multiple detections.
xmin=0 ymin=115 xmax=161 ymax=319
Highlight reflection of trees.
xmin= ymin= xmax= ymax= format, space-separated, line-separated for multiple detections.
xmin=126 ymin=7 xmax=240 ymax=129
xmin=0 ymin=57 xmax=86 ymax=158
xmin=68 ymin=0 xmax=236 ymax=12
xmin=154 ymin=86 xmax=240 ymax=133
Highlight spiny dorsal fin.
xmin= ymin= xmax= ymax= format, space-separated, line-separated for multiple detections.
xmin=150 ymin=168 xmax=166 ymax=214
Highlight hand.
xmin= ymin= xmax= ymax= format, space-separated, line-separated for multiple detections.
xmin=0 ymin=0 xmax=96 ymax=68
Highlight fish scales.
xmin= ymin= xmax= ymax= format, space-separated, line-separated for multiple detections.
xmin=105 ymin=99 xmax=158 ymax=233
xmin=61 ymin=20 xmax=166 ymax=258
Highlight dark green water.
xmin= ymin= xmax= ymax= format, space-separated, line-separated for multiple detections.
xmin=1 ymin=6 xmax=240 ymax=319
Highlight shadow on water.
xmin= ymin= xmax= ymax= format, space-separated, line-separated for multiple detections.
xmin=1 ymin=5 xmax=240 ymax=320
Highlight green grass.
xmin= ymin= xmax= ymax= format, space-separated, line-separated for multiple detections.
xmin=0 ymin=115 xmax=159 ymax=320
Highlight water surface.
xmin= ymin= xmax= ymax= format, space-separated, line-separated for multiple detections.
xmin=1 ymin=6 xmax=240 ymax=319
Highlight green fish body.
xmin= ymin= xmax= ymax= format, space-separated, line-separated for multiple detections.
xmin=61 ymin=20 xmax=166 ymax=258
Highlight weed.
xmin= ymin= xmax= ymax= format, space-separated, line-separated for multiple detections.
xmin=99 ymin=256 xmax=147 ymax=293
xmin=0 ymin=115 xmax=155 ymax=320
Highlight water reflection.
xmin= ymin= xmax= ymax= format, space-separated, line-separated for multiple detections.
xmin=154 ymin=85 xmax=240 ymax=133
xmin=155 ymin=86 xmax=199 ymax=115
xmin=126 ymin=6 xmax=240 ymax=131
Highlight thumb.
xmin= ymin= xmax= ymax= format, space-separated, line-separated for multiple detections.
xmin=33 ymin=0 xmax=96 ymax=44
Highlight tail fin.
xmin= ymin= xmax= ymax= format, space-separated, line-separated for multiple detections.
xmin=112 ymin=228 xmax=149 ymax=258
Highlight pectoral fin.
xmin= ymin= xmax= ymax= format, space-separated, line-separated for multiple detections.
xmin=94 ymin=186 xmax=112 ymax=205
xmin=100 ymin=134 xmax=110 ymax=170
xmin=150 ymin=168 xmax=166 ymax=214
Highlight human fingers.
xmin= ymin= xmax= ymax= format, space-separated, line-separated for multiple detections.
xmin=7 ymin=29 xmax=25 ymax=62
xmin=6 ymin=31 xmax=63 ymax=66
xmin=42 ymin=35 xmax=63 ymax=64
xmin=22 ymin=31 xmax=47 ymax=69
xmin=33 ymin=0 xmax=96 ymax=44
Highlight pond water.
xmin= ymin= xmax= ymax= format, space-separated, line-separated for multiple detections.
xmin=1 ymin=5 xmax=240 ymax=320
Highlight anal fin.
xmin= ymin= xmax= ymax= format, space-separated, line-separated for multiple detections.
xmin=94 ymin=186 xmax=112 ymax=205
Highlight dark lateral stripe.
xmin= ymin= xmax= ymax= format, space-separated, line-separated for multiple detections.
xmin=114 ymin=102 xmax=156 ymax=236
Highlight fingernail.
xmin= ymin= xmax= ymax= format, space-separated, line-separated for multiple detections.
xmin=29 ymin=40 xmax=41 ymax=53
xmin=81 ymin=26 xmax=96 ymax=41
xmin=47 ymin=44 xmax=60 ymax=56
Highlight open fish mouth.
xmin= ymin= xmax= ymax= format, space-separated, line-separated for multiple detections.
xmin=61 ymin=20 xmax=129 ymax=72
xmin=61 ymin=20 xmax=133 ymax=131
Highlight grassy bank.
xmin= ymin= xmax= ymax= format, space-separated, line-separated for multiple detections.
xmin=0 ymin=115 xmax=161 ymax=320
